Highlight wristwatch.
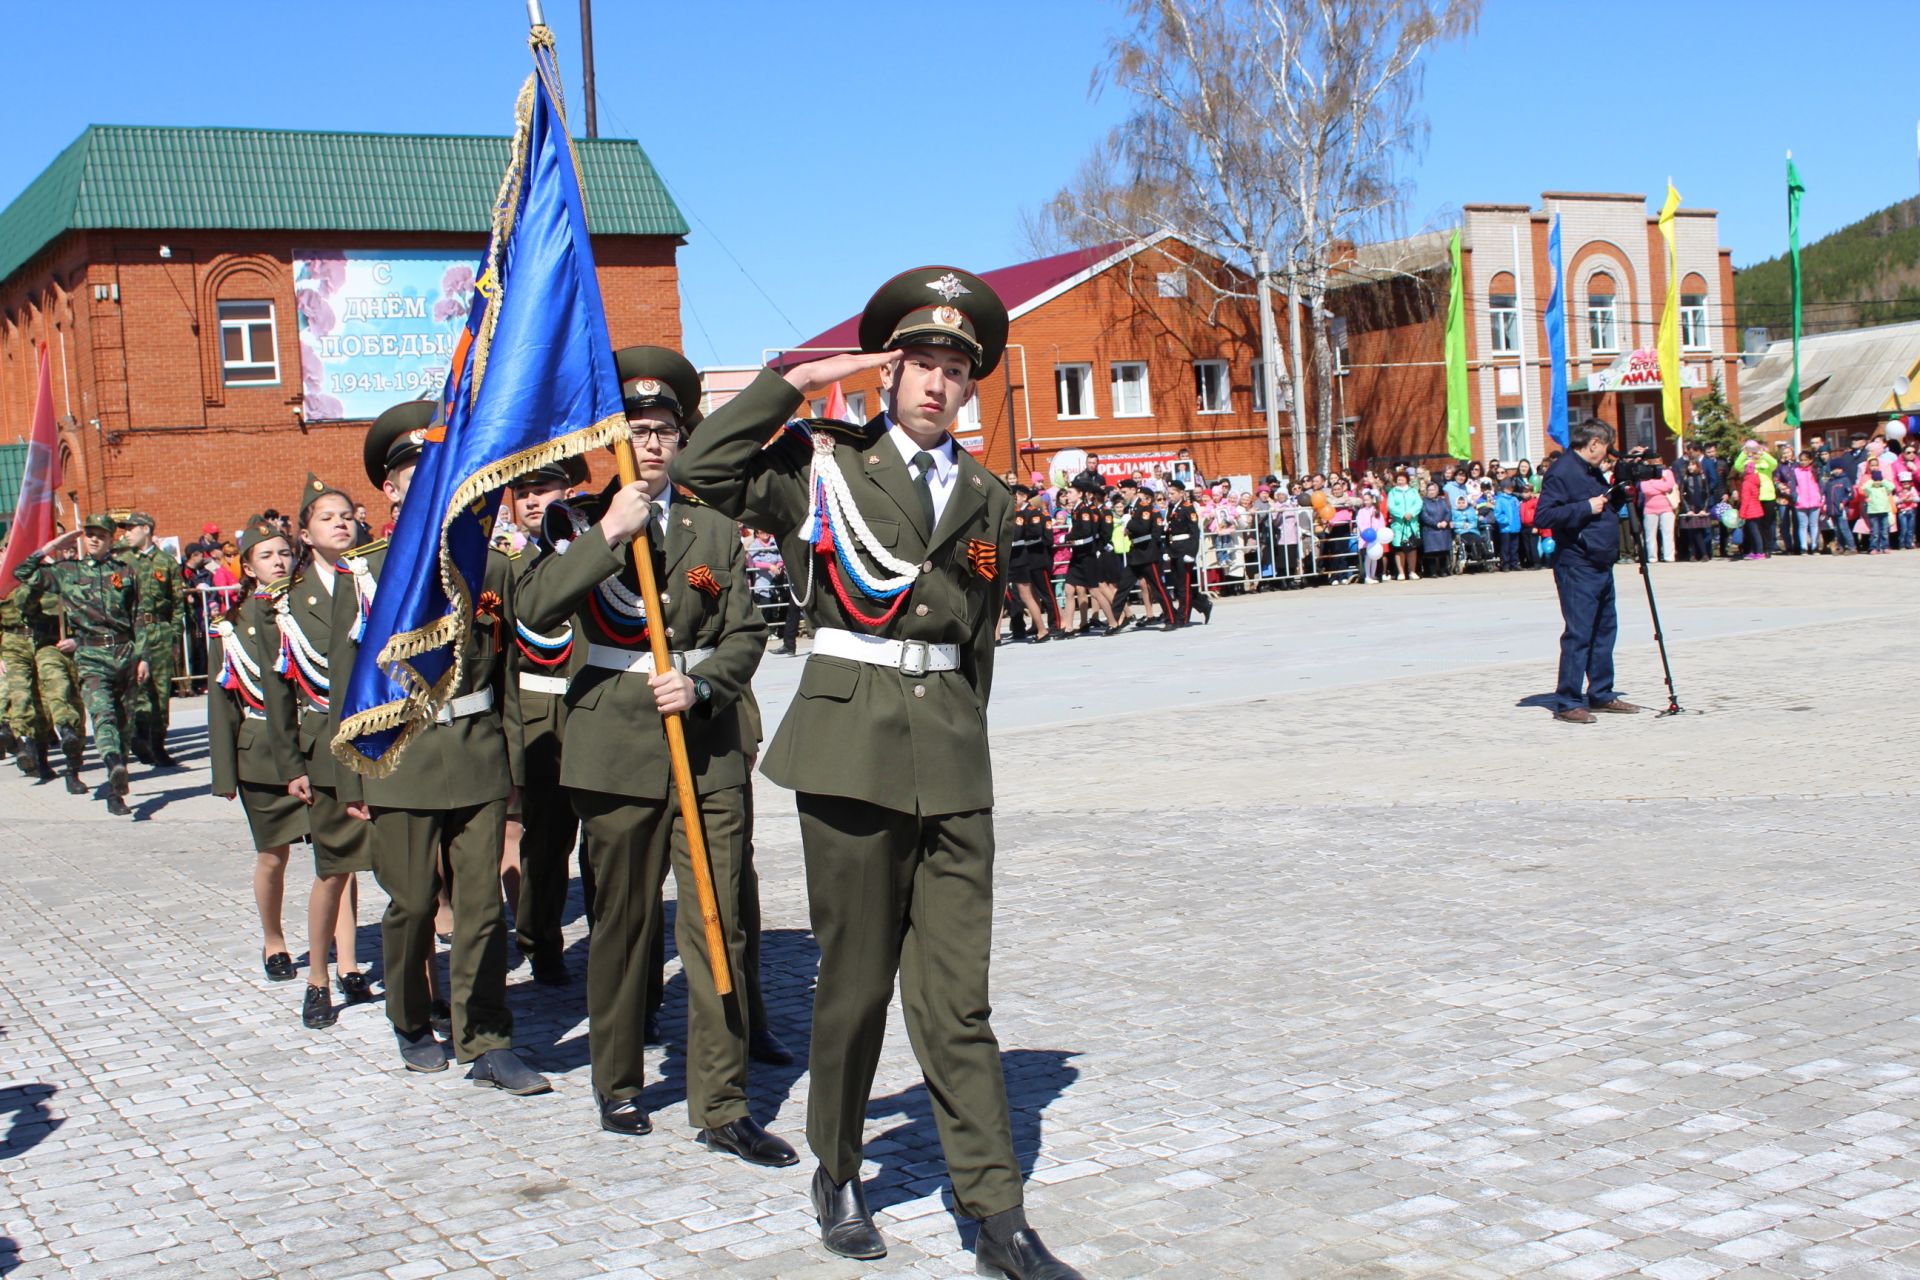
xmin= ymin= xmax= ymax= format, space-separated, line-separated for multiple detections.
xmin=692 ymin=675 xmax=712 ymax=705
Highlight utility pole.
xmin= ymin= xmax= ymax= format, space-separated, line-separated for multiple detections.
xmin=580 ymin=0 xmax=598 ymax=138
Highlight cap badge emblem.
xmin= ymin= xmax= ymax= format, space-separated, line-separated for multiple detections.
xmin=931 ymin=306 xmax=964 ymax=329
xmin=407 ymin=429 xmax=427 ymax=447
xmin=927 ymin=272 xmax=970 ymax=301
xmin=634 ymin=378 xmax=662 ymax=395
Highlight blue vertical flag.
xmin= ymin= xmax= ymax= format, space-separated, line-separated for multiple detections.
xmin=334 ymin=27 xmax=626 ymax=774
xmin=1545 ymin=213 xmax=1570 ymax=448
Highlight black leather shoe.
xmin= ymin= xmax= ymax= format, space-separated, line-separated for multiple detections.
xmin=974 ymin=1228 xmax=1085 ymax=1279
xmin=263 ymin=952 xmax=295 ymax=981
xmin=810 ymin=1164 xmax=885 ymax=1260
xmin=467 ymin=1048 xmax=551 ymax=1096
xmin=530 ymin=953 xmax=570 ymax=986
xmin=429 ymin=1000 xmax=452 ymax=1037
xmin=597 ymin=1093 xmax=652 ymax=1136
xmin=697 ymin=1117 xmax=799 ymax=1167
xmin=396 ymin=1026 xmax=448 ymax=1072
xmin=302 ymin=983 xmax=337 ymax=1029
xmin=747 ymin=1027 xmax=794 ymax=1066
xmin=336 ymin=971 xmax=374 ymax=1004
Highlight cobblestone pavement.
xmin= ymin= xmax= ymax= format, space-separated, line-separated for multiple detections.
xmin=5 ymin=557 xmax=1920 ymax=1278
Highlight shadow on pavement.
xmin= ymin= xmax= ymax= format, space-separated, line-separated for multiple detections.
xmin=0 ymin=1082 xmax=63 ymax=1162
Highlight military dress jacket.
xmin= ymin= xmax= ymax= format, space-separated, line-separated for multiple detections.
xmin=1125 ymin=510 xmax=1165 ymax=568
xmin=501 ymin=543 xmax=586 ymax=789
xmin=262 ymin=561 xmax=346 ymax=789
xmin=671 ymin=370 xmax=1012 ymax=817
xmin=1009 ymin=508 xmax=1051 ymax=571
xmin=14 ymin=552 xmax=138 ymax=646
xmin=515 ymin=498 xmax=765 ymax=801
xmin=326 ymin=539 xmax=512 ymax=811
xmin=1166 ymin=500 xmax=1201 ymax=562
xmin=209 ymin=593 xmax=302 ymax=793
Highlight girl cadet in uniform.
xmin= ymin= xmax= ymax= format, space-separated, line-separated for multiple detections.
xmin=264 ymin=477 xmax=378 ymax=1031
xmin=208 ymin=517 xmax=309 ymax=986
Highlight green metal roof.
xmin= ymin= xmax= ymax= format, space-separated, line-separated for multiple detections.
xmin=0 ymin=124 xmax=689 ymax=286
xmin=0 ymin=443 xmax=24 ymax=529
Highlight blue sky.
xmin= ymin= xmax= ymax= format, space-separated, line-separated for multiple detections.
xmin=3 ymin=0 xmax=1912 ymax=365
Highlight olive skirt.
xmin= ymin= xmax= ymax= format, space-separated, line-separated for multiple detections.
xmin=239 ymin=780 xmax=311 ymax=851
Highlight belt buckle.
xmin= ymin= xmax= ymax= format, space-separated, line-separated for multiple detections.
xmin=899 ymin=640 xmax=930 ymax=677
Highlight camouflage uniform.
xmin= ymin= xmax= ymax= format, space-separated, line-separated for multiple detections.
xmin=15 ymin=526 xmax=142 ymax=808
xmin=122 ymin=518 xmax=186 ymax=762
xmin=1 ymin=581 xmax=82 ymax=751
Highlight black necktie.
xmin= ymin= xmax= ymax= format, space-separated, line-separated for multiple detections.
xmin=912 ymin=451 xmax=937 ymax=530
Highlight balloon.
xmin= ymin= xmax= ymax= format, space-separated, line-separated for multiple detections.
xmin=1719 ymin=507 xmax=1741 ymax=529
xmin=1889 ymin=420 xmax=1909 ymax=441
xmin=1367 ymin=540 xmax=1386 ymax=561
xmin=1360 ymin=527 xmax=1377 ymax=544
xmin=1538 ymin=537 xmax=1556 ymax=556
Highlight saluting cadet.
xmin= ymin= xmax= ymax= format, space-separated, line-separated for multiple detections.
xmin=517 ymin=346 xmax=793 ymax=1163
xmin=330 ymin=402 xmax=548 ymax=1095
xmin=118 ymin=511 xmax=185 ymax=766
xmin=209 ymin=517 xmax=310 ymax=981
xmin=1125 ymin=494 xmax=1176 ymax=628
xmin=262 ymin=476 xmax=376 ymax=1030
xmin=675 ymin=268 xmax=1085 ymax=1279
xmin=501 ymin=454 xmax=590 ymax=986
xmin=1005 ymin=485 xmax=1059 ymax=643
xmin=1163 ymin=479 xmax=1212 ymax=627
xmin=14 ymin=514 xmax=146 ymax=815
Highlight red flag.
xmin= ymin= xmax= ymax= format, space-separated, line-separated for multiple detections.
xmin=1 ymin=345 xmax=63 ymax=593
xmin=824 ymin=381 xmax=849 ymax=421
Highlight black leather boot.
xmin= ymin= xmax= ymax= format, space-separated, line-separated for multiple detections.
xmin=128 ymin=729 xmax=154 ymax=765
xmin=60 ymin=728 xmax=87 ymax=795
xmin=103 ymin=752 xmax=130 ymax=797
xmin=809 ymin=1165 xmax=885 ymax=1260
xmin=15 ymin=734 xmax=40 ymax=778
xmin=0 ymin=722 xmax=16 ymax=757
xmin=149 ymin=726 xmax=177 ymax=768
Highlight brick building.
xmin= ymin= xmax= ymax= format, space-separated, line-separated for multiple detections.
xmin=1329 ymin=192 xmax=1741 ymax=468
xmin=0 ymin=125 xmax=687 ymax=543
xmin=756 ymin=233 xmax=1307 ymax=488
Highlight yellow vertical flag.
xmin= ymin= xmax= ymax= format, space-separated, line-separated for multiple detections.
xmin=1656 ymin=181 xmax=1683 ymax=437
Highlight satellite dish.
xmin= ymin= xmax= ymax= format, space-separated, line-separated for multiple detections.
xmin=1896 ymin=376 xmax=1912 ymax=397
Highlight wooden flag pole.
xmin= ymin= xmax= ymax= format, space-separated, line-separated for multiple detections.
xmin=610 ymin=436 xmax=732 ymax=995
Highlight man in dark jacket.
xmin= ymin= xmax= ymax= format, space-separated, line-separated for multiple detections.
xmin=1535 ymin=419 xmax=1640 ymax=724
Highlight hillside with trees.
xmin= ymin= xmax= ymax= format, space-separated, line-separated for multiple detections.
xmin=1737 ymin=196 xmax=1920 ymax=339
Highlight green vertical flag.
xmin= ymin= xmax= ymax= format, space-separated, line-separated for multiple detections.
xmin=1444 ymin=227 xmax=1471 ymax=459
xmin=1786 ymin=154 xmax=1804 ymax=429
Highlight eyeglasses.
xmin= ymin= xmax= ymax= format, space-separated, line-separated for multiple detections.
xmin=628 ymin=425 xmax=684 ymax=446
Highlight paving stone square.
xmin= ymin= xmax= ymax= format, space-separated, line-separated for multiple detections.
xmin=5 ymin=557 xmax=1920 ymax=1278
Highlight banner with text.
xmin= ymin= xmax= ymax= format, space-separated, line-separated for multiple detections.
xmin=293 ymin=249 xmax=479 ymax=421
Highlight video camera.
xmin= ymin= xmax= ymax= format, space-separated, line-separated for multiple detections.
xmin=1612 ymin=453 xmax=1665 ymax=486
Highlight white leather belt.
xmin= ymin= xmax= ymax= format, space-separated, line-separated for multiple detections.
xmin=584 ymin=641 xmax=715 ymax=674
xmin=810 ymin=628 xmax=959 ymax=676
xmin=431 ymin=687 xmax=495 ymax=725
xmin=517 ymin=672 xmax=569 ymax=695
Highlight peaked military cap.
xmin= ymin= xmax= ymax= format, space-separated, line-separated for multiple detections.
xmin=81 ymin=512 xmax=115 ymax=536
xmin=858 ymin=266 xmax=1009 ymax=378
xmin=126 ymin=511 xmax=156 ymax=529
xmin=365 ymin=400 xmax=437 ymax=486
xmin=237 ymin=513 xmax=288 ymax=557
xmin=512 ymin=453 xmax=591 ymax=490
xmin=615 ymin=346 xmax=703 ymax=430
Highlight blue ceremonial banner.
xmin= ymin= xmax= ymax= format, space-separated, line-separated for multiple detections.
xmin=333 ymin=28 xmax=626 ymax=775
xmin=1545 ymin=214 xmax=1570 ymax=449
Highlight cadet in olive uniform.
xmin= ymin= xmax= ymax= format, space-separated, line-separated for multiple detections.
xmin=1163 ymin=479 xmax=1211 ymax=626
xmin=209 ymin=517 xmax=310 ymax=978
xmin=15 ymin=514 xmax=147 ymax=814
xmin=262 ymin=476 xmax=378 ymax=1030
xmin=518 ymin=346 xmax=793 ymax=1163
xmin=330 ymin=402 xmax=548 ymax=1095
xmin=675 ymin=268 xmax=1084 ymax=1279
xmin=2 ymin=576 xmax=86 ymax=788
xmin=1125 ymin=495 xmax=1176 ymax=628
xmin=119 ymin=512 xmax=185 ymax=765
xmin=501 ymin=454 xmax=590 ymax=986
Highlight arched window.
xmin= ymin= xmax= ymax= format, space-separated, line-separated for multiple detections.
xmin=1587 ymin=272 xmax=1619 ymax=353
xmin=1487 ymin=271 xmax=1518 ymax=355
xmin=1680 ymin=272 xmax=1709 ymax=350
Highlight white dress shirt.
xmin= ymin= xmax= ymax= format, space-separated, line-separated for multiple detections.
xmin=888 ymin=422 xmax=959 ymax=528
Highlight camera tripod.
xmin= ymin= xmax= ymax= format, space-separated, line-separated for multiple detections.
xmin=1623 ymin=485 xmax=1687 ymax=717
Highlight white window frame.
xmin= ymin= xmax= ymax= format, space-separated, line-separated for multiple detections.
xmin=1588 ymin=294 xmax=1619 ymax=353
xmin=1680 ymin=295 xmax=1708 ymax=351
xmin=1193 ymin=360 xmax=1231 ymax=414
xmin=845 ymin=391 xmax=868 ymax=424
xmin=1488 ymin=293 xmax=1519 ymax=355
xmin=1494 ymin=406 xmax=1528 ymax=464
xmin=809 ymin=398 xmax=827 ymax=419
xmin=1055 ymin=363 xmax=1094 ymax=419
xmin=1631 ymin=402 xmax=1656 ymax=451
xmin=218 ymin=300 xmax=279 ymax=385
xmin=956 ymin=395 xmax=981 ymax=430
xmin=1110 ymin=361 xmax=1151 ymax=418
